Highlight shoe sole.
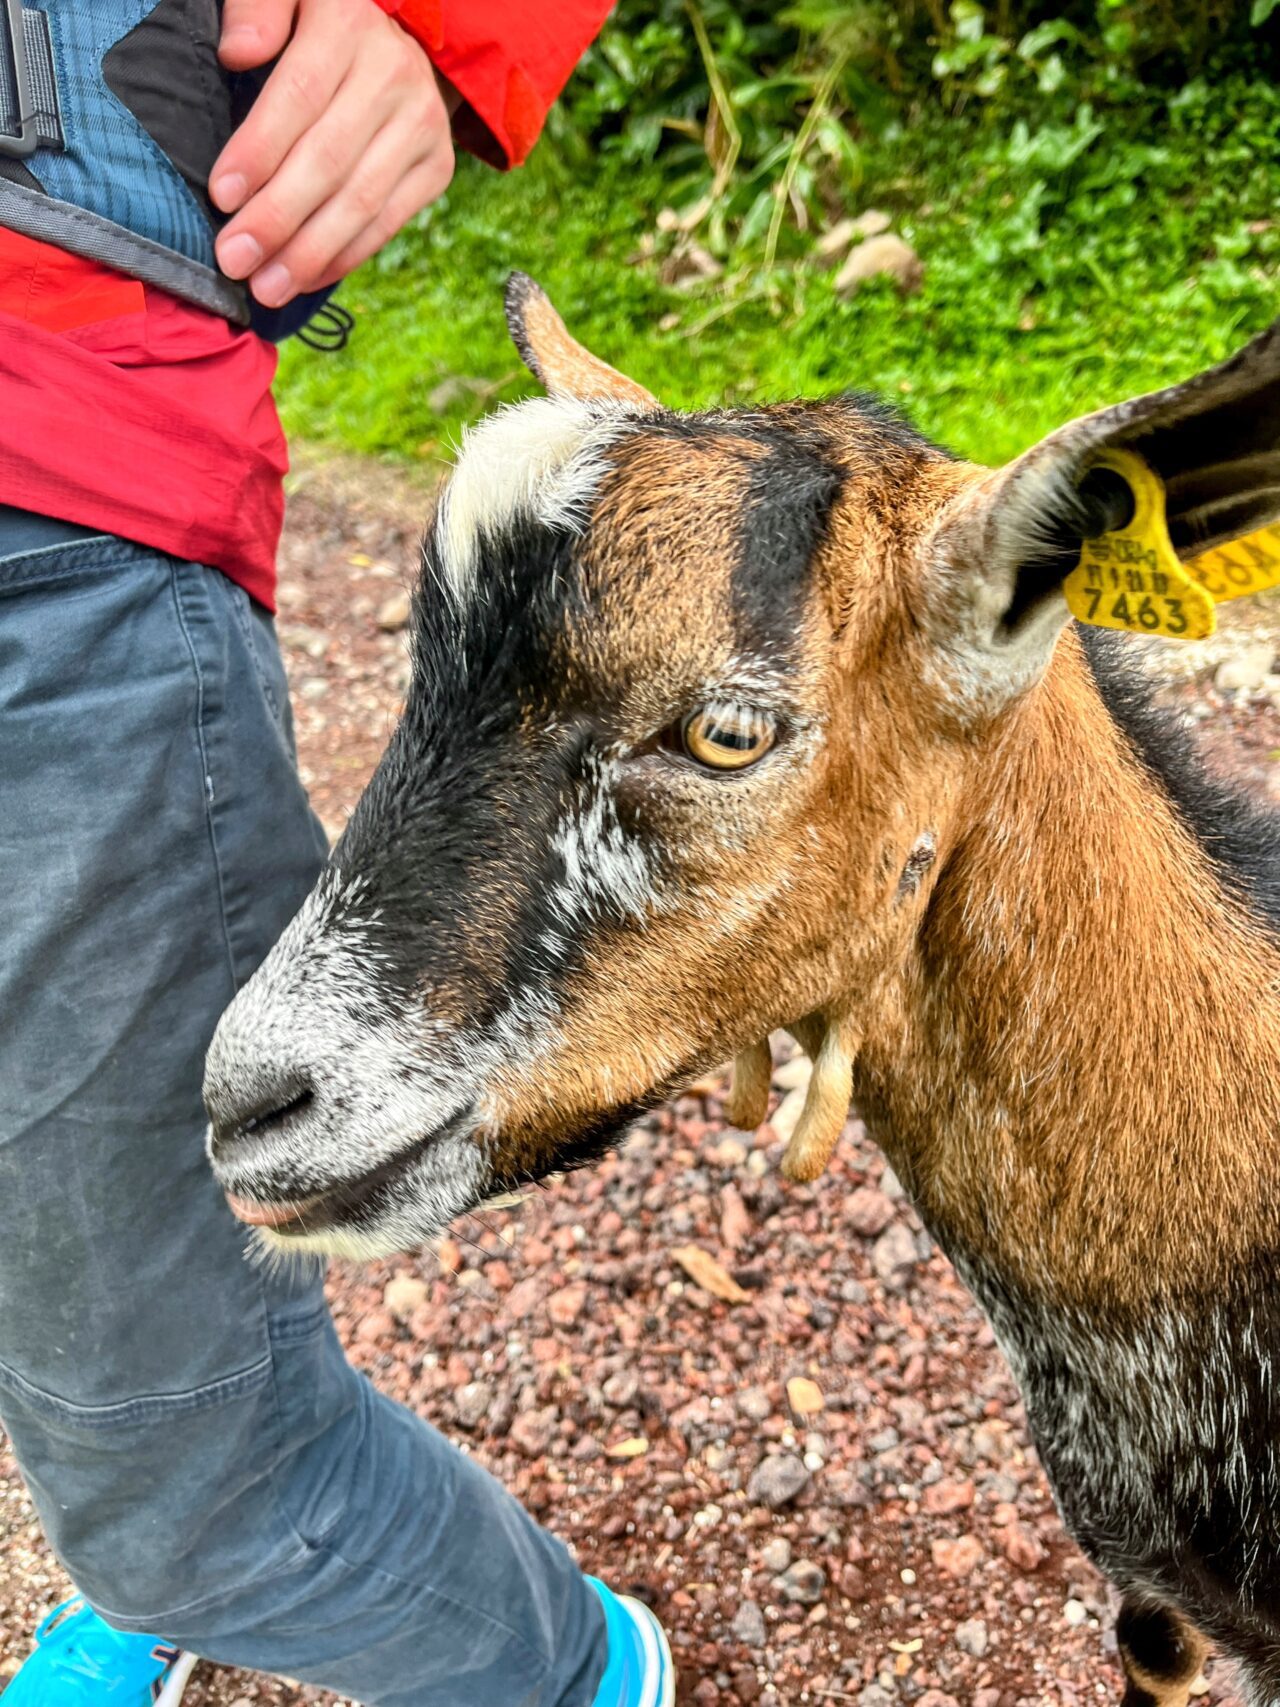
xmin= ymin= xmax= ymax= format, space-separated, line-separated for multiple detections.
xmin=618 ymin=1595 xmax=675 ymax=1707
xmin=153 ymin=1651 xmax=199 ymax=1707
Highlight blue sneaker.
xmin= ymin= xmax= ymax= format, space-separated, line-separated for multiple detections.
xmin=3 ymin=1596 xmax=198 ymax=1705
xmin=587 ymin=1577 xmax=675 ymax=1707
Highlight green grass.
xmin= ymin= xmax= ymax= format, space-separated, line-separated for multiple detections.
xmin=278 ymin=72 xmax=1280 ymax=473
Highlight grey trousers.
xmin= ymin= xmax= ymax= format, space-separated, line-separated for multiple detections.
xmin=0 ymin=514 xmax=606 ymax=1706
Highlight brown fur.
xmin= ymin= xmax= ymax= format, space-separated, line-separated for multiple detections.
xmin=478 ymin=418 xmax=959 ymax=1186
xmin=474 ymin=385 xmax=1280 ymax=1312
xmin=727 ymin=1038 xmax=772 ymax=1129
xmin=475 ymin=284 xmax=1280 ymax=1698
xmin=1118 ymin=1599 xmax=1210 ymax=1707
xmin=871 ymin=626 xmax=1280 ymax=1312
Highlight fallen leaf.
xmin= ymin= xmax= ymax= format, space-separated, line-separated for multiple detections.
xmin=672 ymin=1244 xmax=751 ymax=1304
xmin=659 ymin=240 xmax=723 ymax=290
xmin=888 ymin=1639 xmax=923 ymax=1655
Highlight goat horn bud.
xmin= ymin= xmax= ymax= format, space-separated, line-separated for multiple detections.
xmin=727 ymin=1038 xmax=773 ymax=1130
xmin=781 ymin=1023 xmax=856 ymax=1183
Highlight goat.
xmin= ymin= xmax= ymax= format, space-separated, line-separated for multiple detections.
xmin=205 ymin=276 xmax=1280 ymax=1706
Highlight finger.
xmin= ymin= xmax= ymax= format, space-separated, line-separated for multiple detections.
xmin=218 ymin=0 xmax=296 ymax=71
xmin=258 ymin=144 xmax=454 ymax=304
xmin=312 ymin=149 xmax=455 ymax=291
xmin=210 ymin=3 xmax=348 ymax=214
xmin=215 ymin=76 xmax=393 ymax=279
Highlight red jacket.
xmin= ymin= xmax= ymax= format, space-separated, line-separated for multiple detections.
xmin=390 ymin=0 xmax=607 ymax=168
xmin=0 ymin=1 xmax=612 ymax=609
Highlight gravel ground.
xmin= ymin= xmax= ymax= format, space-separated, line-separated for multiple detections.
xmin=5 ymin=451 xmax=1280 ymax=1705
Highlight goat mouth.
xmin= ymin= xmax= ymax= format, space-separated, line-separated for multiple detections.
xmin=224 ymin=1111 xmax=477 ymax=1236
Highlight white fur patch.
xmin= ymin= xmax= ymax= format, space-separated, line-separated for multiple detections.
xmin=204 ymin=873 xmax=471 ymax=1200
xmin=436 ymin=395 xmax=648 ymax=596
xmin=204 ymin=868 xmax=574 ymax=1259
xmin=550 ymin=752 xmax=660 ymax=926
xmin=251 ymin=1130 xmax=491 ymax=1263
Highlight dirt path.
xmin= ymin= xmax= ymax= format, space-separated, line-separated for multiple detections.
xmin=4 ymin=453 xmax=1278 ymax=1706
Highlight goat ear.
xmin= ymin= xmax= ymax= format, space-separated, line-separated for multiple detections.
xmin=504 ymin=273 xmax=658 ymax=409
xmin=927 ymin=316 xmax=1280 ymax=693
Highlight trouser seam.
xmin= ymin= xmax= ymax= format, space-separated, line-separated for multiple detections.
xmin=278 ymin=1533 xmax=557 ymax=1681
xmin=167 ymin=559 xmax=240 ymax=1005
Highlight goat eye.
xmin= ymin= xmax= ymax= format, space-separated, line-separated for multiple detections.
xmin=680 ymin=703 xmax=776 ymax=771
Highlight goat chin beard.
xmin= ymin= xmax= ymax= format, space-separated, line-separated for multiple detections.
xmin=240 ymin=1127 xmax=498 ymax=1264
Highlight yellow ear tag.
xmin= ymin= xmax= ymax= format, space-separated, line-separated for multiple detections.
xmin=1063 ymin=447 xmax=1216 ymax=641
xmin=1185 ymin=524 xmax=1280 ymax=604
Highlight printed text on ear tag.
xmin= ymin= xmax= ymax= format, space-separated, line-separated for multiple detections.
xmin=1186 ymin=524 xmax=1280 ymax=603
xmin=1064 ymin=448 xmax=1216 ymax=640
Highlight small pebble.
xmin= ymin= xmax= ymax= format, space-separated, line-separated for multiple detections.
xmin=777 ymin=1560 xmax=826 ymax=1606
xmin=731 ymin=1600 xmax=768 ymax=1647
xmin=747 ymin=1454 xmax=811 ymax=1510
xmin=955 ymin=1616 xmax=989 ymax=1657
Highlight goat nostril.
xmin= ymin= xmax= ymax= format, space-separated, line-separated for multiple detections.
xmin=209 ymin=1078 xmax=314 ymax=1159
xmin=241 ymin=1086 xmax=313 ymax=1136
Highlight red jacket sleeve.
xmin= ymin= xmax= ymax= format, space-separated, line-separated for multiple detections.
xmin=379 ymin=0 xmax=615 ymax=168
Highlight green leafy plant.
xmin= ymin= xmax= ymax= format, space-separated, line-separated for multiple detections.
xmin=550 ymin=0 xmax=1278 ymax=269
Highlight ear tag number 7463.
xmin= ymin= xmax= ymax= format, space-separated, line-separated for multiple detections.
xmin=1064 ymin=448 xmax=1216 ymax=640
xmin=1065 ymin=446 xmax=1280 ymax=641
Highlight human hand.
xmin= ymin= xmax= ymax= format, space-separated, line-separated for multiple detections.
xmin=211 ymin=0 xmax=456 ymax=308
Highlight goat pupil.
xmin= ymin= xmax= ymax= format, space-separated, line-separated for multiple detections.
xmin=681 ymin=703 xmax=775 ymax=770
xmin=713 ymin=723 xmax=752 ymax=750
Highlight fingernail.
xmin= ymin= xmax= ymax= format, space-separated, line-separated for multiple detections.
xmin=220 ymin=24 xmax=259 ymax=55
xmin=210 ymin=171 xmax=247 ymax=212
xmin=252 ymin=262 xmax=293 ymax=308
xmin=218 ymin=231 xmax=262 ymax=279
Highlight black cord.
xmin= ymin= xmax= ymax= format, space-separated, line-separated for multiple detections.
xmin=296 ymin=302 xmax=355 ymax=352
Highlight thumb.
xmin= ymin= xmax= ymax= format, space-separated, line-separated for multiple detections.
xmin=218 ymin=0 xmax=297 ymax=69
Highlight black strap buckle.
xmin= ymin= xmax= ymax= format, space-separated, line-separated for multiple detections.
xmin=0 ymin=0 xmax=36 ymax=156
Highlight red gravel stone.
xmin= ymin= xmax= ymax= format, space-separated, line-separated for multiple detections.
xmin=923 ymin=1477 xmax=976 ymax=1515
xmin=931 ymin=1535 xmax=987 ymax=1579
xmin=843 ymin=1186 xmax=895 ymax=1237
xmin=998 ymin=1521 xmax=1048 ymax=1572
xmin=547 ymin=1282 xmax=588 ymax=1327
